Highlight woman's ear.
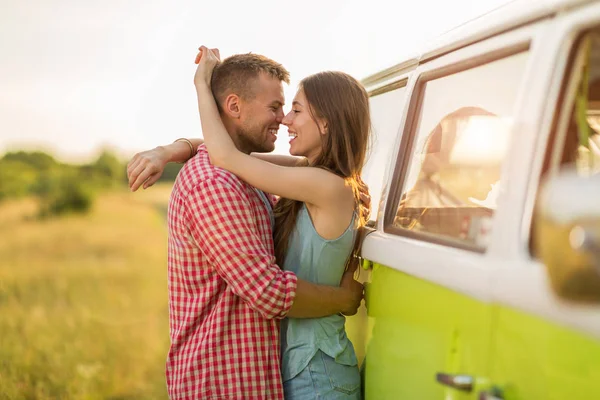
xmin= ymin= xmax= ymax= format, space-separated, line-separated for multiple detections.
xmin=319 ymin=119 xmax=328 ymax=135
xmin=224 ymin=94 xmax=241 ymax=118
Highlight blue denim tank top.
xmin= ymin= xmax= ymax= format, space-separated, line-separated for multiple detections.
xmin=280 ymin=204 xmax=358 ymax=382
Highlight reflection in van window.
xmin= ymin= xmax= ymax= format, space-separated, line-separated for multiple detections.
xmin=573 ymin=33 xmax=600 ymax=175
xmin=394 ymin=52 xmax=529 ymax=249
xmin=362 ymin=86 xmax=407 ymax=221
xmin=530 ymin=31 xmax=600 ymax=258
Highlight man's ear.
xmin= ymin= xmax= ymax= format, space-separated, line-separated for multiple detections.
xmin=223 ymin=94 xmax=241 ymax=118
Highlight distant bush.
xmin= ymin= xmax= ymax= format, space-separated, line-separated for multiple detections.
xmin=0 ymin=149 xmax=182 ymax=217
xmin=2 ymin=150 xmax=58 ymax=171
xmin=0 ymin=150 xmax=112 ymax=217
xmin=34 ymin=169 xmax=94 ymax=218
xmin=89 ymin=150 xmax=126 ymax=186
xmin=159 ymin=162 xmax=184 ymax=182
xmin=0 ymin=159 xmax=39 ymax=201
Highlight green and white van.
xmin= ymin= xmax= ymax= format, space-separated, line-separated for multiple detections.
xmin=347 ymin=0 xmax=600 ymax=398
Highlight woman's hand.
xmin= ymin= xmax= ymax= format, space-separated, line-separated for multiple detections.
xmin=194 ymin=46 xmax=220 ymax=88
xmin=127 ymin=146 xmax=170 ymax=191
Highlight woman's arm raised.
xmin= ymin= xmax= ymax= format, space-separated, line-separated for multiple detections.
xmin=194 ymin=46 xmax=346 ymax=207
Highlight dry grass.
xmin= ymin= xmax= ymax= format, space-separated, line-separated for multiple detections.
xmin=0 ymin=184 xmax=174 ymax=400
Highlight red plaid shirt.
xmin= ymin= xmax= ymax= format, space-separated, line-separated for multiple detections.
xmin=166 ymin=145 xmax=297 ymax=399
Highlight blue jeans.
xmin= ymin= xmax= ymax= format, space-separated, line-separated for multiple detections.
xmin=283 ymin=350 xmax=362 ymax=400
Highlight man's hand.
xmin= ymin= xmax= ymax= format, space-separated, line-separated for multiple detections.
xmin=339 ymin=259 xmax=364 ymax=316
xmin=127 ymin=146 xmax=170 ymax=191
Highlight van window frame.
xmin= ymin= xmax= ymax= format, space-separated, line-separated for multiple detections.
xmin=538 ymin=35 xmax=587 ymax=180
xmin=383 ymin=42 xmax=531 ymax=252
xmin=364 ymin=78 xmax=409 ymax=226
xmin=367 ymin=78 xmax=408 ymax=97
xmin=527 ymin=30 xmax=596 ymax=257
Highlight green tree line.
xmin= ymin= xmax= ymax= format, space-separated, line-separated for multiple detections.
xmin=0 ymin=150 xmax=182 ymax=217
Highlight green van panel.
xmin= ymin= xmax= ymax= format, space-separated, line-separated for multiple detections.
xmin=345 ymin=262 xmax=600 ymax=399
xmin=344 ymin=267 xmax=373 ymax=367
xmin=490 ymin=305 xmax=600 ymax=400
xmin=351 ymin=262 xmax=492 ymax=400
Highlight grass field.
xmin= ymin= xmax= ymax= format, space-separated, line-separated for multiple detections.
xmin=0 ymin=184 xmax=173 ymax=400
xmin=0 ymin=181 xmax=374 ymax=399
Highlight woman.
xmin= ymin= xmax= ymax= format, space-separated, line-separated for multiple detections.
xmin=129 ymin=47 xmax=371 ymax=399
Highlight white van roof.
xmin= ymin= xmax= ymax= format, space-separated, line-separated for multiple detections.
xmin=362 ymin=0 xmax=593 ymax=86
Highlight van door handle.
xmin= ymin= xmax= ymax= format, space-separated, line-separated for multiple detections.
xmin=435 ymin=373 xmax=473 ymax=392
xmin=479 ymin=389 xmax=504 ymax=400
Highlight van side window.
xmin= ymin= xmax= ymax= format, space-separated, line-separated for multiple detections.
xmin=363 ymin=84 xmax=408 ymax=222
xmin=392 ymin=52 xmax=529 ymax=250
xmin=531 ymin=31 xmax=600 ymax=256
xmin=549 ymin=33 xmax=600 ymax=177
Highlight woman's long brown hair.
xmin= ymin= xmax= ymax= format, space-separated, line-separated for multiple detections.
xmin=273 ymin=71 xmax=371 ymax=266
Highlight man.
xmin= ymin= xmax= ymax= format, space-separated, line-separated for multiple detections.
xmin=127 ymin=53 xmax=363 ymax=400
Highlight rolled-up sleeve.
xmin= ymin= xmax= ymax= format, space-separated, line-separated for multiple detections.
xmin=184 ymin=177 xmax=297 ymax=320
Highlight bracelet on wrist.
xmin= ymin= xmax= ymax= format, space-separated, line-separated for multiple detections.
xmin=174 ymin=138 xmax=196 ymax=161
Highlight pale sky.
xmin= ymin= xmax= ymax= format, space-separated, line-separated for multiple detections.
xmin=0 ymin=0 xmax=511 ymax=162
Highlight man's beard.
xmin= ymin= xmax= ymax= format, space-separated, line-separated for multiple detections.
xmin=236 ymin=125 xmax=272 ymax=154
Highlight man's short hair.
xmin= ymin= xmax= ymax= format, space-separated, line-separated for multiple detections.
xmin=211 ymin=53 xmax=290 ymax=110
